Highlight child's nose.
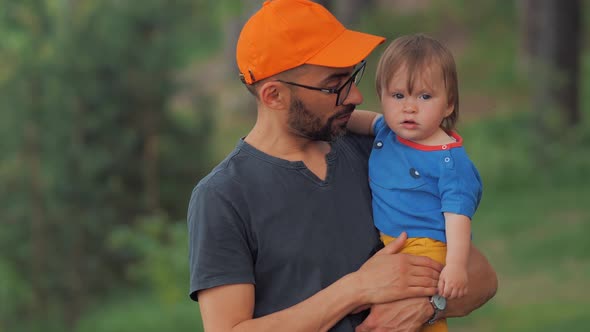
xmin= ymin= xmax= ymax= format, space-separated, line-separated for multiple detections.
xmin=402 ymin=101 xmax=417 ymax=113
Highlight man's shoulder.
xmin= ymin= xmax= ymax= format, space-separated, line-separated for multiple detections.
xmin=337 ymin=132 xmax=374 ymax=155
xmin=195 ymin=146 xmax=252 ymax=193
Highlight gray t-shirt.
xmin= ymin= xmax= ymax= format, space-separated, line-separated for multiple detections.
xmin=188 ymin=134 xmax=382 ymax=331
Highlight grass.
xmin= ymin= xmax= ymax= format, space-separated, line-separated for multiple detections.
xmin=75 ymin=292 xmax=203 ymax=332
xmin=446 ymin=111 xmax=590 ymax=331
xmin=449 ymin=184 xmax=590 ymax=331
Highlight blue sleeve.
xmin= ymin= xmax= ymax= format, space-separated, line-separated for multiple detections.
xmin=187 ymin=183 xmax=255 ymax=301
xmin=438 ymin=150 xmax=483 ymax=219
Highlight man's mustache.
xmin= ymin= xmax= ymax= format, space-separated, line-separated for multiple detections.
xmin=332 ymin=105 xmax=356 ymax=119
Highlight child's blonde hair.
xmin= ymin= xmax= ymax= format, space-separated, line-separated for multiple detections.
xmin=375 ymin=34 xmax=459 ymax=132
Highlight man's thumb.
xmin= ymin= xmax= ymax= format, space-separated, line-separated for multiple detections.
xmin=376 ymin=232 xmax=407 ymax=255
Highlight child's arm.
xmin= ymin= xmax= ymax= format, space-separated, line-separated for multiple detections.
xmin=439 ymin=213 xmax=471 ymax=299
xmin=347 ymin=110 xmax=382 ymax=136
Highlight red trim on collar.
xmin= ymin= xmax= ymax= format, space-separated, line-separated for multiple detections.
xmin=397 ymin=131 xmax=463 ymax=151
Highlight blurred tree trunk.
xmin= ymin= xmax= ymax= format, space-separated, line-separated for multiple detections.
xmin=143 ymin=108 xmax=161 ymax=213
xmin=63 ymin=90 xmax=88 ymax=331
xmin=333 ymin=0 xmax=373 ymax=26
xmin=315 ymin=0 xmax=373 ymax=26
xmin=24 ymin=83 xmax=48 ymax=321
xmin=223 ymin=1 xmax=258 ymax=78
xmin=22 ymin=1 xmax=50 ymax=322
xmin=140 ymin=23 xmax=162 ymax=214
xmin=315 ymin=0 xmax=333 ymax=11
xmin=520 ymin=0 xmax=581 ymax=143
xmin=221 ymin=1 xmax=259 ymax=119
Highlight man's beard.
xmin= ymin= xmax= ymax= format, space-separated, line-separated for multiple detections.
xmin=287 ymin=97 xmax=355 ymax=142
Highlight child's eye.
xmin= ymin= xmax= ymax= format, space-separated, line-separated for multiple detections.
xmin=419 ymin=94 xmax=432 ymax=100
xmin=392 ymin=93 xmax=404 ymax=99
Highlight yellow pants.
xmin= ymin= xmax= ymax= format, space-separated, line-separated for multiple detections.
xmin=381 ymin=235 xmax=448 ymax=332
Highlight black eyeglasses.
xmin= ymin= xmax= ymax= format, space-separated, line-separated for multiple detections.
xmin=276 ymin=60 xmax=366 ymax=106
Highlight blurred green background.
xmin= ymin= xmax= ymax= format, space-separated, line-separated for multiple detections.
xmin=1 ymin=1 xmax=588 ymax=331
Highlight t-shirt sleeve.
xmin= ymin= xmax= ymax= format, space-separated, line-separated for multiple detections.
xmin=438 ymin=151 xmax=483 ymax=219
xmin=187 ymin=182 xmax=255 ymax=301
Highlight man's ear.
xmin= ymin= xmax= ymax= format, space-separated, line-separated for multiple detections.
xmin=258 ymin=81 xmax=289 ymax=110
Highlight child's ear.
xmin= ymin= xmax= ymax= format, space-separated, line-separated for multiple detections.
xmin=258 ymin=81 xmax=289 ymax=110
xmin=444 ymin=102 xmax=454 ymax=117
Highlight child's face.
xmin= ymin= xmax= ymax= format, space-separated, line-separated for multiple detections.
xmin=380 ymin=64 xmax=454 ymax=144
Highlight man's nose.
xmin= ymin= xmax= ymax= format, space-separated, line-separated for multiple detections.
xmin=342 ymin=83 xmax=364 ymax=106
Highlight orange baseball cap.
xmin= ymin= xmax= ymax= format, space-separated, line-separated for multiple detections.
xmin=236 ymin=0 xmax=385 ymax=84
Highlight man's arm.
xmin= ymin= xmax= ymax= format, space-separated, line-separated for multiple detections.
xmin=347 ymin=110 xmax=381 ymax=135
xmin=197 ymin=233 xmax=443 ymax=332
xmin=199 ymin=279 xmax=362 ymax=332
xmin=355 ymin=244 xmax=497 ymax=332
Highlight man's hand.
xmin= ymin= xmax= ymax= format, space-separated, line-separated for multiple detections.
xmin=355 ymin=298 xmax=433 ymax=332
xmin=355 ymin=232 xmax=443 ymax=305
xmin=439 ymin=263 xmax=468 ymax=299
xmin=355 ymin=244 xmax=498 ymax=331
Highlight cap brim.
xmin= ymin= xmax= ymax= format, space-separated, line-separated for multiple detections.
xmin=306 ymin=29 xmax=385 ymax=68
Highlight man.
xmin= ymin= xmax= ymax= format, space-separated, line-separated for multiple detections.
xmin=188 ymin=1 xmax=497 ymax=331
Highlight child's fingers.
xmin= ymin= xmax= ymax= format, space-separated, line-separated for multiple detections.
xmin=454 ymin=285 xmax=468 ymax=298
xmin=451 ymin=287 xmax=459 ymax=299
xmin=437 ymin=278 xmax=445 ymax=296
xmin=460 ymin=286 xmax=468 ymax=298
xmin=444 ymin=286 xmax=451 ymax=299
xmin=444 ymin=284 xmax=458 ymax=299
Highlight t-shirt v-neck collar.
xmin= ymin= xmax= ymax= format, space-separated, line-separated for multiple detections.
xmin=237 ymin=138 xmax=337 ymax=186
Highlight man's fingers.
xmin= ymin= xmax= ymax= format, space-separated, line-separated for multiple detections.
xmin=407 ymin=267 xmax=440 ymax=289
xmin=375 ymin=232 xmax=407 ymax=256
xmin=410 ymin=265 xmax=442 ymax=279
xmin=407 ymin=255 xmax=444 ymax=272
xmin=407 ymin=286 xmax=438 ymax=298
xmin=408 ymin=276 xmax=439 ymax=288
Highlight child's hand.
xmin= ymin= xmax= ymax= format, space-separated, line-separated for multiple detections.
xmin=438 ymin=263 xmax=468 ymax=299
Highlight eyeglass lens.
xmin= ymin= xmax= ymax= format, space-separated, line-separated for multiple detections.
xmin=337 ymin=62 xmax=366 ymax=106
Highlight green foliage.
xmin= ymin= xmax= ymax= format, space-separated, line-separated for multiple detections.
xmin=108 ymin=216 xmax=189 ymax=304
xmin=76 ymin=217 xmax=201 ymax=332
xmin=0 ymin=257 xmax=31 ymax=322
xmin=1 ymin=0 xmax=589 ymax=331
xmin=0 ymin=0 xmax=215 ymax=329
